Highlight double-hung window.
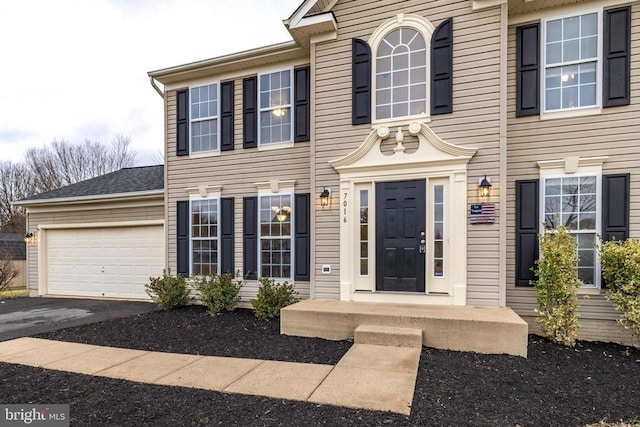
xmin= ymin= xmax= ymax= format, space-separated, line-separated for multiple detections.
xmin=543 ymin=11 xmax=600 ymax=112
xmin=259 ymin=194 xmax=292 ymax=279
xmin=259 ymin=70 xmax=292 ymax=145
xmin=190 ymin=83 xmax=219 ymax=153
xmin=541 ymin=175 xmax=600 ymax=287
xmin=190 ymin=198 xmax=219 ymax=276
xmin=376 ymin=28 xmax=427 ymax=120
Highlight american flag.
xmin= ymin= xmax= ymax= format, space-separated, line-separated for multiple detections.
xmin=470 ymin=203 xmax=496 ymax=224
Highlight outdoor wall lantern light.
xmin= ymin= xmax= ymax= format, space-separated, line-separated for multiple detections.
xmin=320 ymin=187 xmax=331 ymax=207
xmin=24 ymin=232 xmax=36 ymax=244
xmin=479 ymin=176 xmax=492 ymax=199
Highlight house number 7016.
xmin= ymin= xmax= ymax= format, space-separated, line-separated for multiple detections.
xmin=343 ymin=193 xmax=347 ymax=223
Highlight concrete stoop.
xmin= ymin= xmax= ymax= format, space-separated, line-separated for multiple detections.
xmin=281 ymin=299 xmax=529 ymax=357
xmin=354 ymin=325 xmax=423 ymax=348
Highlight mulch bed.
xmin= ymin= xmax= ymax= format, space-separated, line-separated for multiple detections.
xmin=0 ymin=306 xmax=637 ymax=426
xmin=35 ymin=306 xmax=351 ymax=365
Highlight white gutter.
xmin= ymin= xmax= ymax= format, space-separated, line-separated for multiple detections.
xmin=148 ymin=41 xmax=301 ymax=80
xmin=12 ymin=189 xmax=164 ymax=208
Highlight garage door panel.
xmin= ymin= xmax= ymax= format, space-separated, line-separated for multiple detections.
xmin=47 ymin=226 xmax=164 ymax=299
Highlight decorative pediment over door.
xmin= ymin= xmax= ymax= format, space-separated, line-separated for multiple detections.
xmin=330 ymin=122 xmax=478 ymax=173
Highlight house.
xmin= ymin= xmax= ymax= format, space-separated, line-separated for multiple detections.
xmin=16 ymin=0 xmax=638 ymax=347
xmin=146 ymin=0 xmax=638 ymax=346
xmin=0 ymin=233 xmax=26 ymax=290
xmin=13 ymin=166 xmax=165 ymax=299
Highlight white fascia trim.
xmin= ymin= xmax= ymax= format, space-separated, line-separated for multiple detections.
xmin=13 ymin=190 xmax=164 ymax=207
xmin=293 ymin=12 xmax=337 ymax=32
xmin=472 ymin=0 xmax=507 ymax=11
xmin=148 ymin=41 xmax=302 ymax=81
xmin=38 ymin=220 xmax=165 ymax=230
xmin=285 ymin=0 xmax=322 ymax=29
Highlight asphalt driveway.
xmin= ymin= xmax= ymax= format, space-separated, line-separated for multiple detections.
xmin=0 ymin=297 xmax=156 ymax=342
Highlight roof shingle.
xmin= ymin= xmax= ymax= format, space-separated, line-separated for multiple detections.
xmin=17 ymin=165 xmax=164 ymax=203
xmin=0 ymin=233 xmax=26 ymax=260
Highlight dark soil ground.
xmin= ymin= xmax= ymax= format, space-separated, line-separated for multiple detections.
xmin=0 ymin=306 xmax=638 ymax=426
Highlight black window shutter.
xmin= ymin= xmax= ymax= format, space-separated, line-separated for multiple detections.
xmin=603 ymin=6 xmax=631 ymax=107
xmin=352 ymin=38 xmax=372 ymax=125
xmin=220 ymin=81 xmax=235 ymax=151
xmin=516 ymin=180 xmax=539 ymax=286
xmin=176 ymin=200 xmax=190 ymax=276
xmin=431 ymin=18 xmax=453 ymax=115
xmin=243 ymin=197 xmax=258 ymax=279
xmin=294 ymin=193 xmax=311 ymax=281
xmin=602 ymin=174 xmax=630 ymax=241
xmin=176 ymin=89 xmax=189 ymax=156
xmin=516 ymin=24 xmax=540 ymax=117
xmin=243 ymin=77 xmax=258 ymax=148
xmin=220 ymin=197 xmax=235 ymax=274
xmin=294 ymin=66 xmax=311 ymax=142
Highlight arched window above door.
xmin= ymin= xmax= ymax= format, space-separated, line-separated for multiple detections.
xmin=375 ymin=27 xmax=427 ymax=120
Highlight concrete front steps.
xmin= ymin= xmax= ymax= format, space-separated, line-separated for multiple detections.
xmin=281 ymin=300 xmax=528 ymax=357
xmin=354 ymin=325 xmax=423 ymax=348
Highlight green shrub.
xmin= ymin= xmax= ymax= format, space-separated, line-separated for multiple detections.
xmin=195 ymin=271 xmax=244 ymax=315
xmin=599 ymin=238 xmax=640 ymax=342
xmin=251 ymin=277 xmax=299 ymax=320
xmin=146 ymin=270 xmax=190 ymax=310
xmin=534 ymin=226 xmax=582 ymax=346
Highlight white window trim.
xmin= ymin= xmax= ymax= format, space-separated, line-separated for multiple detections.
xmin=540 ymin=8 xmax=603 ymax=116
xmin=257 ymin=192 xmax=295 ymax=281
xmin=189 ymin=81 xmax=221 ymax=155
xmin=538 ymin=156 xmax=605 ymax=289
xmin=188 ymin=192 xmax=221 ymax=277
xmin=369 ymin=14 xmax=435 ymax=126
xmin=256 ymin=182 xmax=295 ymax=281
xmin=257 ymin=68 xmax=294 ymax=147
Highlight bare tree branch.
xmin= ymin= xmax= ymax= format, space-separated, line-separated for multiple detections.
xmin=0 ymin=248 xmax=19 ymax=292
xmin=1 ymin=136 xmax=138 ymax=230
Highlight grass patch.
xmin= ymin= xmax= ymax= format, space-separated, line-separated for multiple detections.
xmin=0 ymin=289 xmax=29 ymax=300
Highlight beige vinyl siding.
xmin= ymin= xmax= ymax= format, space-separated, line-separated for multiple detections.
xmin=165 ymin=67 xmax=312 ymax=301
xmin=25 ymin=202 xmax=164 ymax=292
xmin=505 ymin=3 xmax=640 ymax=341
xmin=523 ymin=316 xmax=636 ymax=346
xmin=312 ymin=0 xmax=503 ymax=304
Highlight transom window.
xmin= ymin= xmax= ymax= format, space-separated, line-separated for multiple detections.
xmin=543 ymin=11 xmax=600 ymax=112
xmin=376 ymin=27 xmax=427 ymax=120
xmin=259 ymin=194 xmax=292 ymax=279
xmin=259 ymin=70 xmax=292 ymax=145
xmin=542 ymin=175 xmax=599 ymax=287
xmin=191 ymin=198 xmax=219 ymax=276
xmin=190 ymin=83 xmax=219 ymax=153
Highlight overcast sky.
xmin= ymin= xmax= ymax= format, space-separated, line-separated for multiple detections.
xmin=0 ymin=0 xmax=301 ymax=165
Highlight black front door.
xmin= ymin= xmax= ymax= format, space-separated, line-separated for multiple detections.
xmin=375 ymin=180 xmax=426 ymax=292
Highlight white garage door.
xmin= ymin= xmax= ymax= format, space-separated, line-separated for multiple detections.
xmin=47 ymin=226 xmax=164 ymax=299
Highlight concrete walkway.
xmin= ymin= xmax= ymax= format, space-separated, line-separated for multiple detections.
xmin=0 ymin=337 xmax=421 ymax=415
